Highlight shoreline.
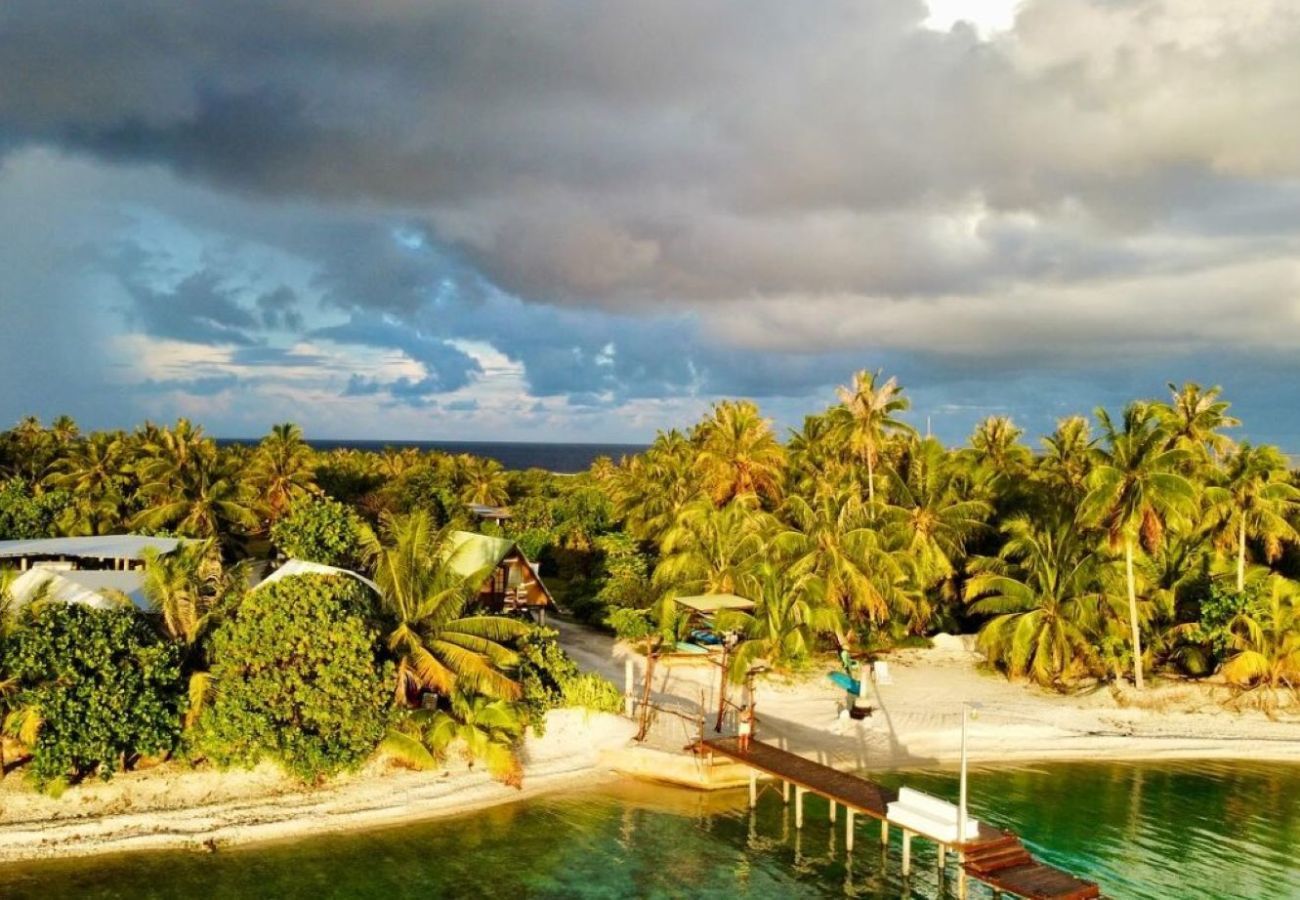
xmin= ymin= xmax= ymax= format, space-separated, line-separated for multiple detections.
xmin=1 ymin=726 xmax=1297 ymax=866
xmin=2 ymin=621 xmax=1299 ymax=865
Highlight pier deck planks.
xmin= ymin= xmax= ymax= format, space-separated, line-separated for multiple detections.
xmin=700 ymin=737 xmax=1101 ymax=900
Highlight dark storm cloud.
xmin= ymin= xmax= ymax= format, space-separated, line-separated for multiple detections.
xmin=4 ymin=0 xmax=1300 ymax=439
xmin=6 ymin=0 xmax=1300 ymax=315
xmin=119 ymin=267 xmax=260 ymax=345
xmin=315 ymin=314 xmax=482 ymax=396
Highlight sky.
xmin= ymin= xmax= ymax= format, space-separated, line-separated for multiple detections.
xmin=2 ymin=0 xmax=1300 ymax=448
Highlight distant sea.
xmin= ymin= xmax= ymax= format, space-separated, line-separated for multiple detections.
xmin=216 ymin=439 xmax=647 ymax=473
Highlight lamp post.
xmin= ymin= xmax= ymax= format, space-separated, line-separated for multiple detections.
xmin=958 ymin=701 xmax=983 ymax=844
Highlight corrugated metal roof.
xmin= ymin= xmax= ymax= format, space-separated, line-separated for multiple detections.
xmin=253 ymin=559 xmax=381 ymax=596
xmin=445 ymin=530 xmax=517 ymax=579
xmin=675 ymin=593 xmax=756 ymax=613
xmin=0 ymin=535 xmax=186 ymax=561
xmin=8 ymin=568 xmax=149 ymax=611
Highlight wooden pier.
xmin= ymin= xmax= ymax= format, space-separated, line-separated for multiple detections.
xmin=699 ymin=737 xmax=1100 ymax=900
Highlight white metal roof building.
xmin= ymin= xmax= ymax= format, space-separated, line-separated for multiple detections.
xmin=252 ymin=559 xmax=381 ymax=596
xmin=6 ymin=568 xmax=150 ymax=612
xmin=0 ymin=535 xmax=187 ymax=570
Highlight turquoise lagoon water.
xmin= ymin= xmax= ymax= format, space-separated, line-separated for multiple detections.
xmin=1 ymin=760 xmax=1297 ymax=899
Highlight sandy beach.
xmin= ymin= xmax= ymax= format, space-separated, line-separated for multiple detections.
xmin=1 ymin=618 xmax=1297 ymax=864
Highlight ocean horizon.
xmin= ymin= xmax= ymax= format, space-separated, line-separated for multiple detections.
xmin=215 ymin=438 xmax=648 ymax=473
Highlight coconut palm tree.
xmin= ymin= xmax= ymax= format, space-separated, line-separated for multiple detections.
xmin=777 ymin=491 xmax=910 ymax=627
xmin=140 ymin=540 xmax=230 ymax=727
xmin=654 ymin=496 xmax=770 ymax=596
xmin=44 ymin=431 xmax=130 ymax=534
xmin=1039 ymin=416 xmax=1098 ymax=500
xmin=834 ymin=370 xmax=915 ymax=510
xmin=725 ymin=562 xmax=842 ymax=675
xmin=786 ymin=412 xmax=851 ymax=501
xmin=453 ymin=455 xmax=509 ymax=507
xmin=1219 ymin=575 xmax=1300 ymax=707
xmin=361 ymin=511 xmax=529 ymax=704
xmin=248 ymin=423 xmax=318 ymax=523
xmin=881 ymin=438 xmax=991 ymax=592
xmin=1157 ymin=382 xmax=1239 ymax=462
xmin=607 ymin=430 xmax=699 ymax=543
xmin=965 ymin=517 xmax=1108 ymax=688
xmin=1079 ymin=404 xmax=1197 ymax=689
xmin=1204 ymin=443 xmax=1300 ymax=592
xmin=692 ymin=400 xmax=786 ymax=506
xmin=131 ymin=420 xmax=259 ymax=543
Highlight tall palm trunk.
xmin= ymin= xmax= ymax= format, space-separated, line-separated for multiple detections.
xmin=1124 ymin=538 xmax=1144 ymax=690
xmin=865 ymin=450 xmax=876 ymax=513
xmin=1237 ymin=517 xmax=1247 ymax=593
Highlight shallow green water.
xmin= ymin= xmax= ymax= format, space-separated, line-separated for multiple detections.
xmin=1 ymin=760 xmax=1297 ymax=899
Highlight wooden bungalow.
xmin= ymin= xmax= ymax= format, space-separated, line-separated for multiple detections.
xmin=446 ymin=530 xmax=553 ymax=622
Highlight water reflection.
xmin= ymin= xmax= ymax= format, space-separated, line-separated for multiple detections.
xmin=0 ymin=761 xmax=1296 ymax=899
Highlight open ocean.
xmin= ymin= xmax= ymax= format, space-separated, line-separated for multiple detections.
xmin=216 ymin=439 xmax=647 ymax=473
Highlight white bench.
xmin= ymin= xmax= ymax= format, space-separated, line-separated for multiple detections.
xmin=886 ymin=787 xmax=979 ymax=844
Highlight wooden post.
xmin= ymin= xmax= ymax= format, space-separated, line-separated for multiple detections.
xmin=938 ymin=844 xmax=946 ymax=868
xmin=958 ymin=857 xmax=968 ymax=900
xmin=748 ymin=770 xmax=757 ymax=809
xmin=829 ymin=799 xmax=837 ymax=823
xmin=782 ymin=780 xmax=790 ymax=804
xmin=845 ymin=808 xmax=855 ymax=853
xmin=795 ymin=787 xmax=805 ymax=828
xmin=881 ymin=818 xmax=889 ymax=845
xmin=624 ymin=658 xmax=635 ymax=718
xmin=714 ymin=642 xmax=730 ymax=732
xmin=902 ymin=829 xmax=912 ymax=875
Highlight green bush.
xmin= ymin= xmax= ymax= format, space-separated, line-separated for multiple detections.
xmin=605 ymin=607 xmax=657 ymax=643
xmin=199 ymin=575 xmax=392 ymax=782
xmin=515 ymin=629 xmax=622 ymax=734
xmin=0 ymin=480 xmax=71 ymax=540
xmin=9 ymin=604 xmax=183 ymax=787
xmin=269 ymin=496 xmax=364 ymax=567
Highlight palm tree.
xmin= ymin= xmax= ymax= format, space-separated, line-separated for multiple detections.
xmin=777 ymin=491 xmax=909 ymax=627
xmin=1205 ymin=444 xmax=1300 ymax=592
xmin=454 ymin=455 xmax=509 ymax=507
xmin=1157 ymin=382 xmax=1239 ymax=462
xmin=44 ymin=431 xmax=130 ymax=534
xmin=654 ymin=496 xmax=769 ymax=596
xmin=141 ymin=541 xmax=223 ymax=645
xmin=361 ymin=511 xmax=529 ymax=704
xmin=965 ymin=518 xmax=1108 ymax=687
xmin=965 ymin=416 xmax=1033 ymax=480
xmin=140 ymin=540 xmax=229 ymax=727
xmin=131 ymin=422 xmax=259 ymax=542
xmin=786 ymin=412 xmax=851 ymax=501
xmin=248 ymin=423 xmax=318 ymax=523
xmin=606 ymin=430 xmax=699 ymax=543
xmin=1219 ymin=575 xmax=1300 ymax=707
xmin=834 ymin=370 xmax=915 ymax=510
xmin=881 ymin=437 xmax=991 ymax=592
xmin=724 ymin=562 xmax=842 ymax=675
xmin=1039 ymin=416 xmax=1097 ymax=499
xmin=1079 ymin=404 xmax=1197 ymax=689
xmin=692 ymin=400 xmax=786 ymax=506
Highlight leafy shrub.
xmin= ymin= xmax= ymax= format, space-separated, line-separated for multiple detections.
xmin=0 ymin=480 xmax=71 ymax=540
xmin=515 ymin=629 xmax=622 ymax=734
xmin=9 ymin=604 xmax=183 ymax=787
xmin=269 ymin=496 xmax=363 ymax=567
xmin=605 ymin=607 xmax=657 ymax=643
xmin=562 ymin=672 xmax=623 ymax=714
xmin=199 ymin=575 xmax=392 ymax=782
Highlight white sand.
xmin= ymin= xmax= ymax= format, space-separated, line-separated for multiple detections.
xmin=551 ymin=617 xmax=1300 ymax=772
xmin=2 ymin=619 xmax=1297 ymax=863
